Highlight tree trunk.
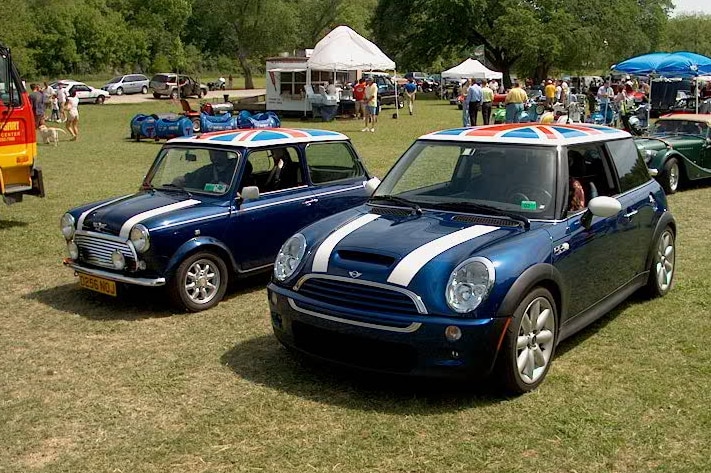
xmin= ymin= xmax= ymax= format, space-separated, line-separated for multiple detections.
xmin=238 ymin=55 xmax=254 ymax=89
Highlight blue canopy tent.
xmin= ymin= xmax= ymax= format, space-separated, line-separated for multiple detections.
xmin=612 ymin=51 xmax=711 ymax=114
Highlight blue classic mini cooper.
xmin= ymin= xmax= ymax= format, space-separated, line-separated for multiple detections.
xmin=267 ymin=123 xmax=677 ymax=393
xmin=61 ymin=128 xmax=378 ymax=311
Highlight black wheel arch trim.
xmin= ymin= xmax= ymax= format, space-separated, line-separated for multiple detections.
xmin=644 ymin=212 xmax=676 ymax=270
xmin=495 ymin=263 xmax=566 ymax=320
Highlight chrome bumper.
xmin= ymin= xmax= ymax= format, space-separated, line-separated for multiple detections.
xmin=64 ymin=261 xmax=166 ymax=287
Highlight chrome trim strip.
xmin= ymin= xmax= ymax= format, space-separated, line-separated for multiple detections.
xmin=288 ymin=298 xmax=422 ymax=333
xmin=65 ymin=262 xmax=166 ymax=287
xmin=119 ymin=199 xmax=202 ymax=238
xmin=311 ymin=214 xmax=380 ymax=273
xmin=77 ymin=195 xmax=133 ymax=231
xmin=294 ymin=273 xmax=428 ymax=314
xmin=387 ymin=224 xmax=499 ymax=287
xmin=242 ymin=185 xmax=364 ymax=212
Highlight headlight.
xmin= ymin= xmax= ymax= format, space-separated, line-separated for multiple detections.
xmin=446 ymin=257 xmax=495 ymax=313
xmin=129 ymin=224 xmax=150 ymax=253
xmin=60 ymin=213 xmax=75 ymax=240
xmin=274 ymin=233 xmax=307 ymax=282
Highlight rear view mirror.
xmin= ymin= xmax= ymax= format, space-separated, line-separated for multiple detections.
xmin=241 ymin=186 xmax=260 ymax=200
xmin=185 ymin=152 xmax=197 ymax=162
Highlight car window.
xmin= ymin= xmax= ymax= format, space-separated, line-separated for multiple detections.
xmin=606 ymin=138 xmax=651 ymax=192
xmin=149 ymin=147 xmax=240 ymax=195
xmin=246 ymin=147 xmax=303 ymax=192
xmin=304 ymin=142 xmax=364 ymax=184
xmin=566 ymin=144 xmax=618 ymax=213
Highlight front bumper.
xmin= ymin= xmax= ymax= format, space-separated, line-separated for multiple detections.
xmin=64 ymin=260 xmax=166 ymax=287
xmin=267 ymin=282 xmax=510 ymax=380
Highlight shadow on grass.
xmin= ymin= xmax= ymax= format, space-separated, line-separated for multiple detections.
xmin=221 ymin=334 xmax=509 ymax=414
xmin=0 ymin=219 xmax=29 ymax=230
xmin=23 ymin=272 xmax=270 ymax=321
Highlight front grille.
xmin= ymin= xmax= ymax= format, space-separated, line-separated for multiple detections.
xmin=74 ymin=231 xmax=137 ymax=270
xmin=291 ymin=320 xmax=417 ymax=373
xmin=452 ymin=215 xmax=521 ymax=227
xmin=296 ymin=276 xmax=424 ymax=315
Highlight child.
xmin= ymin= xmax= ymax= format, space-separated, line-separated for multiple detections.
xmin=50 ymin=94 xmax=60 ymax=122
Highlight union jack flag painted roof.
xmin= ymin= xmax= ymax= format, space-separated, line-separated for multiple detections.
xmin=421 ymin=123 xmax=630 ymax=146
xmin=169 ymin=128 xmax=349 ymax=147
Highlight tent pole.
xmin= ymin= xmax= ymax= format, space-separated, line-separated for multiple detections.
xmin=394 ymin=69 xmax=400 ymax=118
xmin=696 ymin=76 xmax=699 ymax=114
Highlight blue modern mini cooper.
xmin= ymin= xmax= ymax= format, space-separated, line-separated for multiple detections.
xmin=61 ymin=128 xmax=378 ymax=311
xmin=267 ymin=123 xmax=677 ymax=393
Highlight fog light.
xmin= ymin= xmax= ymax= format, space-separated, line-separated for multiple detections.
xmin=137 ymin=260 xmax=146 ymax=270
xmin=67 ymin=242 xmax=79 ymax=260
xmin=445 ymin=325 xmax=462 ymax=342
xmin=111 ymin=250 xmax=125 ymax=270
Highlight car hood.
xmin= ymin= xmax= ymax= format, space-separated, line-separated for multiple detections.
xmin=635 ymin=134 xmax=700 ymax=151
xmin=304 ymin=207 xmax=525 ymax=288
xmin=75 ymin=191 xmax=225 ymax=238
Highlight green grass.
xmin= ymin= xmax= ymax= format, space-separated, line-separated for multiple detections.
xmin=1 ymin=94 xmax=710 ymax=472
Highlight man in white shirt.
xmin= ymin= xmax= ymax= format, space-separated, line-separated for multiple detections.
xmin=597 ymin=80 xmax=614 ymax=125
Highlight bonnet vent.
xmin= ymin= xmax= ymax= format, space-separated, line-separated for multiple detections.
xmin=452 ymin=215 xmax=521 ymax=227
xmin=369 ymin=206 xmax=413 ymax=217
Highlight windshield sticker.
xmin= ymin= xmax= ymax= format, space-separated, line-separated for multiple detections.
xmin=521 ymin=200 xmax=537 ymax=210
xmin=204 ymin=183 xmax=228 ymax=193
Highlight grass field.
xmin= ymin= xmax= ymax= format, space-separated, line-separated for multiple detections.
xmin=1 ymin=95 xmax=710 ymax=472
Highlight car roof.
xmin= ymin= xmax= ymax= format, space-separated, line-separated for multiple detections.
xmin=658 ymin=113 xmax=711 ymax=124
xmin=168 ymin=128 xmax=350 ymax=148
xmin=420 ymin=123 xmax=631 ymax=146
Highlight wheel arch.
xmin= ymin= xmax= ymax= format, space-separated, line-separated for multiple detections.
xmin=644 ymin=212 xmax=676 ymax=271
xmin=496 ymin=263 xmax=565 ymax=323
xmin=165 ymin=237 xmax=238 ymax=279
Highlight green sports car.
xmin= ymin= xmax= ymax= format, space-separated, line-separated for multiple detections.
xmin=635 ymin=114 xmax=711 ymax=194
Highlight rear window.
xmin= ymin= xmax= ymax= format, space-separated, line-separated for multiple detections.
xmin=151 ymin=75 xmax=172 ymax=83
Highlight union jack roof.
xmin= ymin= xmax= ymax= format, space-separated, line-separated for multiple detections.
xmin=170 ymin=128 xmax=349 ymax=147
xmin=421 ymin=123 xmax=630 ymax=146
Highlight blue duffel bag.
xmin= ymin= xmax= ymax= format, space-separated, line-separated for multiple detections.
xmin=237 ymin=110 xmax=281 ymax=129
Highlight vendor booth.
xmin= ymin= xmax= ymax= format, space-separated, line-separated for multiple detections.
xmin=441 ymin=59 xmax=502 ymax=81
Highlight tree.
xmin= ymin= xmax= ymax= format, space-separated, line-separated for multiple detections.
xmin=663 ymin=14 xmax=711 ymax=57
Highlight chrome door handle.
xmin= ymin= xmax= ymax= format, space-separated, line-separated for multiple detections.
xmin=302 ymin=198 xmax=319 ymax=206
xmin=623 ymin=209 xmax=638 ymax=219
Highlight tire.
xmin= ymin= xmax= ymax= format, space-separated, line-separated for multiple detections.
xmin=201 ymin=88 xmax=208 ymax=97
xmin=661 ymin=157 xmax=680 ymax=194
xmin=96 ymin=95 xmax=105 ymax=104
xmin=645 ymin=226 xmax=675 ymax=298
xmin=168 ymin=251 xmax=228 ymax=312
xmin=152 ymin=92 xmax=161 ymax=99
xmin=116 ymin=87 xmax=124 ymax=96
xmin=495 ymin=287 xmax=558 ymax=394
xmin=141 ymin=85 xmax=148 ymax=94
xmin=191 ymin=117 xmax=201 ymax=133
xmin=170 ymin=89 xmax=179 ymax=100
xmin=197 ymin=90 xmax=203 ymax=99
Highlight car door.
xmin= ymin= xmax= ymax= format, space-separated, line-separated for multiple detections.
xmin=122 ymin=75 xmax=134 ymax=94
xmin=72 ymin=84 xmax=93 ymax=103
xmin=303 ymin=140 xmax=371 ymax=219
xmin=699 ymin=122 xmax=711 ymax=169
xmin=229 ymin=146 xmax=318 ymax=271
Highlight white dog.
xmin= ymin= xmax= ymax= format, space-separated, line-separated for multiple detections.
xmin=38 ymin=124 xmax=68 ymax=146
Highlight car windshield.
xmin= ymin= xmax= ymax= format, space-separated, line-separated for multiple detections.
xmin=651 ymin=119 xmax=708 ymax=136
xmin=373 ymin=141 xmax=557 ymax=220
xmin=146 ymin=146 xmax=241 ymax=195
xmin=107 ymin=77 xmax=122 ymax=84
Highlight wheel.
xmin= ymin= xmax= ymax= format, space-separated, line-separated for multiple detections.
xmin=168 ymin=251 xmax=228 ymax=312
xmin=191 ymin=117 xmax=201 ymax=133
xmin=660 ymin=157 xmax=680 ymax=194
xmin=141 ymin=85 xmax=148 ymax=94
xmin=152 ymin=92 xmax=161 ymax=99
xmin=96 ymin=95 xmax=105 ymax=104
xmin=506 ymin=186 xmax=553 ymax=207
xmin=116 ymin=87 xmax=124 ymax=96
xmin=495 ymin=287 xmax=558 ymax=394
xmin=645 ymin=226 xmax=675 ymax=298
xmin=170 ymin=89 xmax=179 ymax=100
xmin=201 ymin=88 xmax=208 ymax=97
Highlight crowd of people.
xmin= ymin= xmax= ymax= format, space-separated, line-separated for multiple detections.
xmin=28 ymin=81 xmax=80 ymax=140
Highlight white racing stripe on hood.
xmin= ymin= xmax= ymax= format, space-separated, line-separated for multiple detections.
xmin=119 ymin=199 xmax=202 ymax=238
xmin=387 ymin=225 xmax=499 ymax=287
xmin=77 ymin=195 xmax=133 ymax=231
xmin=311 ymin=213 xmax=380 ymax=273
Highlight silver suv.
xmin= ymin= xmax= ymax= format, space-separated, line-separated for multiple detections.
xmin=149 ymin=73 xmax=208 ymax=99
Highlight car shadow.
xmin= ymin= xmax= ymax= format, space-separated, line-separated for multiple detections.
xmin=220 ymin=335 xmax=511 ymax=414
xmin=0 ymin=219 xmax=29 ymax=230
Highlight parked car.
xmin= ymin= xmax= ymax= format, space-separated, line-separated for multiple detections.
xmin=267 ymin=123 xmax=676 ymax=394
xmin=51 ymin=80 xmax=110 ymax=104
xmin=150 ymin=73 xmax=208 ymax=99
xmin=634 ymin=113 xmax=711 ymax=194
xmin=101 ymin=74 xmax=150 ymax=95
xmin=60 ymin=128 xmax=379 ymax=312
xmin=360 ymin=72 xmax=404 ymax=108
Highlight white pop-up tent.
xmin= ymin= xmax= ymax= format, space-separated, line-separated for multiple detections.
xmin=307 ymin=25 xmax=395 ymax=70
xmin=441 ymin=58 xmax=502 ymax=80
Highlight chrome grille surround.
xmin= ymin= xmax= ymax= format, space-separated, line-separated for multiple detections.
xmin=73 ymin=230 xmax=138 ymax=270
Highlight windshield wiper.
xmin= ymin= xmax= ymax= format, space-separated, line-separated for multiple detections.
xmin=429 ymin=201 xmax=530 ymax=229
xmin=159 ymin=183 xmax=193 ymax=198
xmin=369 ymin=195 xmax=422 ymax=215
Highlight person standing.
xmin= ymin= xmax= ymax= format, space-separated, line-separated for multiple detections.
xmin=64 ymin=90 xmax=80 ymax=141
xmin=28 ymin=84 xmax=45 ymax=129
xmin=597 ymin=80 xmax=613 ymax=125
xmin=545 ymin=80 xmax=556 ymax=106
xmin=403 ymin=77 xmax=417 ymax=115
xmin=42 ymin=82 xmax=55 ymax=120
xmin=461 ymin=79 xmax=471 ymax=126
xmin=481 ymin=80 xmax=494 ymax=125
xmin=50 ymin=94 xmax=60 ymax=122
xmin=352 ymin=78 xmax=367 ymax=119
xmin=504 ymin=82 xmax=527 ymax=123
xmin=362 ymin=77 xmax=378 ymax=132
xmin=57 ymin=85 xmax=67 ymax=122
xmin=467 ymin=79 xmax=483 ymax=126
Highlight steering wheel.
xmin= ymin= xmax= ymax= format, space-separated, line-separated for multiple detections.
xmin=507 ymin=186 xmax=553 ymax=208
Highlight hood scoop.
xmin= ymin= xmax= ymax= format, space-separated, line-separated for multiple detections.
xmin=336 ymin=249 xmax=396 ymax=267
xmin=369 ymin=206 xmax=413 ymax=217
xmin=452 ymin=215 xmax=522 ymax=227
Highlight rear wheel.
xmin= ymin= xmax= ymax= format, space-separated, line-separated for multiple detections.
xmin=168 ymin=252 xmax=228 ymax=312
xmin=141 ymin=85 xmax=148 ymax=94
xmin=495 ymin=287 xmax=558 ymax=394
xmin=152 ymin=92 xmax=161 ymax=99
xmin=96 ymin=95 xmax=105 ymax=104
xmin=661 ymin=157 xmax=680 ymax=194
xmin=646 ymin=226 xmax=675 ymax=298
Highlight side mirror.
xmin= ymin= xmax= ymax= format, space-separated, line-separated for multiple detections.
xmin=240 ymin=186 xmax=260 ymax=201
xmin=364 ymin=176 xmax=381 ymax=195
xmin=648 ymin=168 xmax=659 ymax=177
xmin=588 ymin=196 xmax=622 ymax=218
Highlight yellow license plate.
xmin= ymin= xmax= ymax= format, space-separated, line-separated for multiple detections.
xmin=78 ymin=274 xmax=117 ymax=297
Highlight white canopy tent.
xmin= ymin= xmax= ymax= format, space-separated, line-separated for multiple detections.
xmin=441 ymin=58 xmax=502 ymax=80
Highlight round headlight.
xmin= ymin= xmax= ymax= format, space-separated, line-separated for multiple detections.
xmin=66 ymin=241 xmax=79 ymax=260
xmin=446 ymin=257 xmax=495 ymax=313
xmin=60 ymin=213 xmax=76 ymax=240
xmin=129 ymin=224 xmax=150 ymax=253
xmin=274 ymin=233 xmax=307 ymax=282
xmin=111 ymin=250 xmax=126 ymax=270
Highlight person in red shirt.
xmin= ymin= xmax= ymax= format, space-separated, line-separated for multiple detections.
xmin=352 ymin=78 xmax=367 ymax=119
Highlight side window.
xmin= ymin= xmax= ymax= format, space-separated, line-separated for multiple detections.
xmin=246 ymin=147 xmax=303 ymax=193
xmin=606 ymin=138 xmax=650 ymax=192
xmin=305 ymin=142 xmax=364 ymax=184
xmin=566 ymin=144 xmax=617 ymax=212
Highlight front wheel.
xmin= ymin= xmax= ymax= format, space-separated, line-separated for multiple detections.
xmin=191 ymin=117 xmax=201 ymax=133
xmin=115 ymin=87 xmax=124 ymax=96
xmin=661 ymin=157 xmax=680 ymax=194
xmin=495 ymin=287 xmax=558 ymax=394
xmin=645 ymin=226 xmax=675 ymax=298
xmin=170 ymin=89 xmax=179 ymax=100
xmin=168 ymin=252 xmax=228 ymax=312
